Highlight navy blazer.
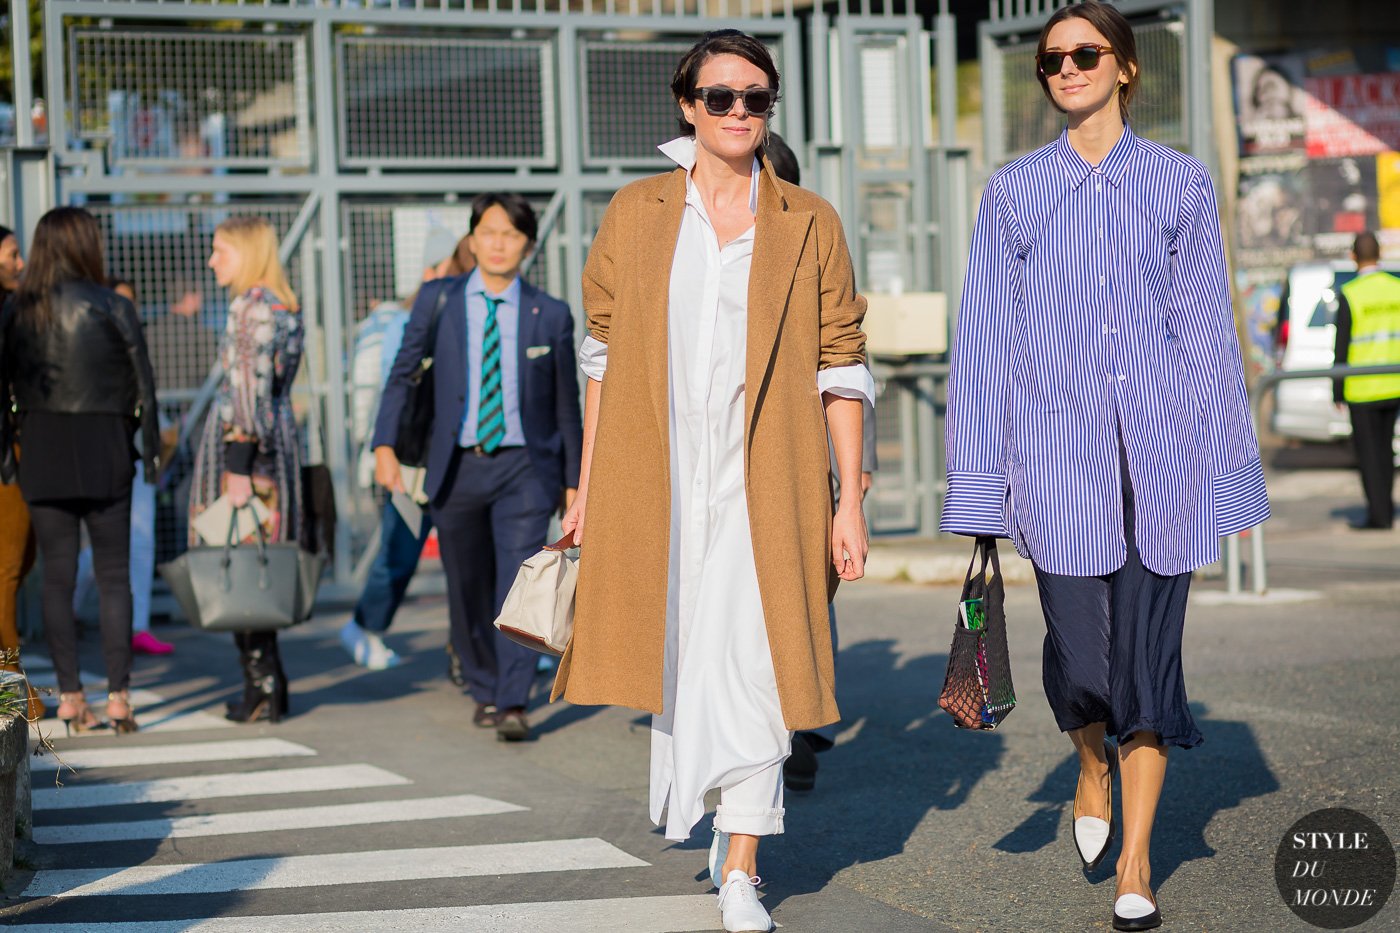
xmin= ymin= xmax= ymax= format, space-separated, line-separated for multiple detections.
xmin=371 ymin=274 xmax=584 ymax=505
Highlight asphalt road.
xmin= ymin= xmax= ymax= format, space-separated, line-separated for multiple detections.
xmin=1 ymin=464 xmax=1397 ymax=932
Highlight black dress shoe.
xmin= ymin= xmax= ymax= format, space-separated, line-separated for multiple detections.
xmin=784 ymin=732 xmax=819 ymax=792
xmin=1113 ymin=894 xmax=1162 ymax=931
xmin=472 ymin=703 xmax=500 ymax=728
xmin=496 ymin=707 xmax=530 ymax=742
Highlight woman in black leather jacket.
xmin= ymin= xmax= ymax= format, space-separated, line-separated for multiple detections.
xmin=0 ymin=206 xmax=158 ymax=734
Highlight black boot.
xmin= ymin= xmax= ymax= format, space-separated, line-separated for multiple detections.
xmin=226 ymin=631 xmax=284 ymax=723
xmin=267 ymin=633 xmax=290 ymax=719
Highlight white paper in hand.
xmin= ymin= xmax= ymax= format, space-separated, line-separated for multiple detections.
xmin=192 ymin=495 xmax=272 ymax=545
xmin=391 ymin=489 xmax=424 ymax=539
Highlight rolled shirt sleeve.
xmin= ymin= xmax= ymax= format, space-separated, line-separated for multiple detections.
xmin=578 ymin=334 xmax=609 ymax=383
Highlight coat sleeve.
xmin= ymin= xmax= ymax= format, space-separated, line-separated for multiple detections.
xmin=553 ymin=301 xmax=584 ymax=487
xmin=1167 ymin=167 xmax=1270 ymax=535
xmin=371 ymin=278 xmax=446 ymax=452
xmin=110 ymin=295 xmax=162 ymax=484
xmin=581 ymin=193 xmax=622 ymax=347
xmin=816 ymin=203 xmax=867 ymax=371
xmin=940 ymin=178 xmax=1019 ymax=537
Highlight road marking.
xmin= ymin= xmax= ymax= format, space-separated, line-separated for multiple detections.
xmin=35 ymin=794 xmax=528 ymax=844
xmin=33 ymin=764 xmax=410 ymax=811
xmin=30 ymin=739 xmax=315 ymax=773
xmin=24 ymin=839 xmax=650 ymax=898
xmin=4 ymin=895 xmax=723 ymax=932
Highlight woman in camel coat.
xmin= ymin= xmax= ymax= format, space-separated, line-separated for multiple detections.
xmin=553 ymin=29 xmax=872 ymax=930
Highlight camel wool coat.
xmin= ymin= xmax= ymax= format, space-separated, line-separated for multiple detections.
xmin=550 ymin=157 xmax=868 ymax=732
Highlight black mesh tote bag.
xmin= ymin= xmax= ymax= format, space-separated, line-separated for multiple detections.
xmin=938 ymin=536 xmax=1017 ymax=730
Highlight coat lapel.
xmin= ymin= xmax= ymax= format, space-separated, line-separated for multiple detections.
xmin=516 ymin=279 xmax=539 ymax=414
xmin=745 ymin=164 xmax=813 ymax=450
xmin=642 ymin=169 xmax=688 ymax=439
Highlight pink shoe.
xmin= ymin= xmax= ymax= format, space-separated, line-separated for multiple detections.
xmin=132 ymin=631 xmax=175 ymax=655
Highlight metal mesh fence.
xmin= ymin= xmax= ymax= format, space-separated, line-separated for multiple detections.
xmin=338 ymin=35 xmax=554 ymax=166
xmin=992 ymin=18 xmax=1186 ymax=165
xmin=580 ymin=36 xmax=785 ymax=166
xmin=70 ymin=28 xmax=311 ymax=168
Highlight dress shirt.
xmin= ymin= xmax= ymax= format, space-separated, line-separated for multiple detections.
xmin=941 ymin=125 xmax=1269 ymax=577
xmin=458 ymin=268 xmax=526 ymax=448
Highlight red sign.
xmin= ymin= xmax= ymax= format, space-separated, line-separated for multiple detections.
xmin=1304 ymin=74 xmax=1400 ymax=157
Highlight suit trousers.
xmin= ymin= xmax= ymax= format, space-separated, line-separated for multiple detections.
xmin=431 ymin=446 xmax=553 ymax=711
xmin=1349 ymin=400 xmax=1399 ymax=528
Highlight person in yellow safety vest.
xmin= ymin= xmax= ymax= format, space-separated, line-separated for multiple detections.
xmin=1332 ymin=231 xmax=1400 ymax=530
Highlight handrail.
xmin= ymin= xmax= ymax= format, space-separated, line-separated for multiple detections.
xmin=1227 ymin=362 xmax=1400 ymax=596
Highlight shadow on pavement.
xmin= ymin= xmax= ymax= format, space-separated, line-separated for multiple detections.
xmin=760 ymin=638 xmax=1006 ymax=908
xmin=991 ymin=701 xmax=1278 ymax=889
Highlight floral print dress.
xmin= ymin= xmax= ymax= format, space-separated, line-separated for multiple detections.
xmin=189 ymin=287 xmax=304 ymax=546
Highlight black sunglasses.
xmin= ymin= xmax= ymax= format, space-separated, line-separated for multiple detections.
xmin=693 ymin=86 xmax=779 ymax=117
xmin=1037 ymin=44 xmax=1115 ymax=77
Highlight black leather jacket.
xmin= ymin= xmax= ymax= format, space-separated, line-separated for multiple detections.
xmin=1 ymin=280 xmax=160 ymax=482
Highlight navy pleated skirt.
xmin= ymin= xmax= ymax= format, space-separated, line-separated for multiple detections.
xmin=1031 ymin=450 xmax=1203 ymax=750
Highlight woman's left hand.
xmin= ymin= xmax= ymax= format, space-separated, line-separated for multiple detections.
xmin=831 ymin=503 xmax=868 ymax=582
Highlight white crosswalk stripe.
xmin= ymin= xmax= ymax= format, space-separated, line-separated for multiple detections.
xmin=30 ymin=738 xmax=315 ymax=772
xmin=33 ymin=764 xmax=409 ymax=810
xmin=25 ymin=839 xmax=649 ymax=897
xmin=4 ymin=895 xmax=722 ymax=932
xmin=34 ymin=793 xmax=528 ymax=843
xmin=14 ymin=661 xmax=723 ymax=931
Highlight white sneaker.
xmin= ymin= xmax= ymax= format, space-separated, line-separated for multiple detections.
xmin=708 ymin=828 xmax=730 ymax=889
xmin=717 ymin=870 xmax=771 ymax=933
xmin=339 ymin=620 xmax=401 ymax=670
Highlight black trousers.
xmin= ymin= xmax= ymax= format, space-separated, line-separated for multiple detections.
xmin=27 ymin=494 xmax=134 ymax=694
xmin=431 ymin=447 xmax=554 ymax=711
xmin=1349 ymin=400 xmax=1400 ymax=528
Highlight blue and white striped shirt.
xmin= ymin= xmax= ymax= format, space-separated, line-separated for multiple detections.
xmin=941 ymin=125 xmax=1269 ymax=577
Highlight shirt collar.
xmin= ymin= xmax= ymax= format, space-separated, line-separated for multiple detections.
xmin=466 ymin=267 xmax=520 ymax=306
xmin=658 ymin=136 xmax=760 ymax=214
xmin=1054 ymin=123 xmax=1137 ymax=189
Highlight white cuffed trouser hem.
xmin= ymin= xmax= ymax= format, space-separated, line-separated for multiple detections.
xmin=714 ymin=804 xmax=785 ymax=836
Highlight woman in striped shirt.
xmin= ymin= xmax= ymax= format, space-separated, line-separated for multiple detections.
xmin=942 ymin=3 xmax=1268 ymax=930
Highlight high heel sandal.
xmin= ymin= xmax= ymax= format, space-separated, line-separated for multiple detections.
xmin=106 ymin=690 xmax=140 ymax=735
xmin=57 ymin=692 xmax=102 ymax=736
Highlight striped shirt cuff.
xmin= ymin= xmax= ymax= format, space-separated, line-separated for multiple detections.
xmin=1214 ymin=458 xmax=1271 ymax=536
xmin=939 ymin=471 xmax=1010 ymax=536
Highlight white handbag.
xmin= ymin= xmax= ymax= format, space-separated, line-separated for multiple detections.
xmin=493 ymin=532 xmax=578 ymax=657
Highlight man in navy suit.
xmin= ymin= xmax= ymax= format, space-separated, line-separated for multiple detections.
xmin=372 ymin=193 xmax=582 ymax=741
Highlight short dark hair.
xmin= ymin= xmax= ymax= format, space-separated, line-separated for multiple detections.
xmin=469 ymin=192 xmax=538 ymax=244
xmin=670 ymin=30 xmax=781 ymax=138
xmin=1035 ymin=1 xmax=1140 ymax=123
xmin=1353 ymin=231 xmax=1381 ymax=264
xmin=765 ymin=131 xmax=800 ymax=186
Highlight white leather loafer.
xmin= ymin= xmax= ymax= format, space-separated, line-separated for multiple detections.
xmin=717 ymin=870 xmax=772 ymax=933
xmin=1072 ymin=740 xmax=1118 ymax=870
xmin=1113 ymin=892 xmax=1162 ymax=931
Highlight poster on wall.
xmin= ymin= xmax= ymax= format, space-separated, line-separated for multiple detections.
xmin=1304 ymin=73 xmax=1400 ymax=158
xmin=1233 ymin=54 xmax=1308 ymax=155
xmin=1235 ymin=155 xmax=1311 ymax=268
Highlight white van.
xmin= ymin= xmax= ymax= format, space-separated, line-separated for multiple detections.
xmin=1271 ymin=261 xmax=1400 ymax=443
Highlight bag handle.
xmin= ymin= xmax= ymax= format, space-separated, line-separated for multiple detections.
xmin=222 ymin=502 xmax=271 ymax=591
xmin=964 ymin=536 xmax=999 ymax=587
xmin=418 ymin=277 xmax=456 ymax=370
xmin=543 ymin=531 xmax=578 ymax=552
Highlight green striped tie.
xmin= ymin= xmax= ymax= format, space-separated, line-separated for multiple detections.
xmin=477 ymin=295 xmax=507 ymax=453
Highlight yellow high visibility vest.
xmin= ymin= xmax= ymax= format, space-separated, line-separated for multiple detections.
xmin=1340 ymin=270 xmax=1400 ymax=404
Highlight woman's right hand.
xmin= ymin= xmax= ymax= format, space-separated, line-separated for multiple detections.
xmin=561 ymin=493 xmax=587 ymax=546
xmin=374 ymin=446 xmax=404 ymax=494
